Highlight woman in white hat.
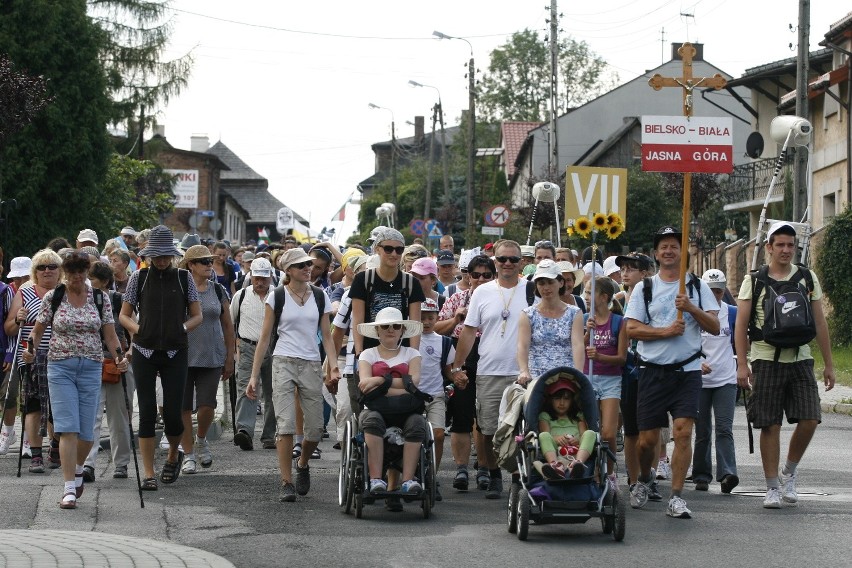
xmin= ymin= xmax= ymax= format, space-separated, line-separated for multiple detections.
xmin=517 ymin=260 xmax=585 ymax=383
xmin=557 ymin=261 xmax=587 ymax=313
xmin=357 ymin=307 xmax=427 ymax=498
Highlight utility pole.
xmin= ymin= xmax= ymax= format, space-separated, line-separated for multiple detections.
xmin=466 ymin=54 xmax=476 ymax=243
xmin=425 ymin=104 xmax=437 ymax=219
xmin=438 ymin=101 xmax=450 ymax=206
xmin=793 ymin=0 xmax=810 ymax=226
xmin=390 ymin=119 xmax=397 ymax=207
xmin=548 ymin=0 xmax=559 ymax=173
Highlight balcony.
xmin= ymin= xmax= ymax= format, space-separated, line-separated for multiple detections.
xmin=720 ymin=154 xmax=794 ymax=212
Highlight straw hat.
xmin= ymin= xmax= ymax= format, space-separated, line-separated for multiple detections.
xmin=357 ymin=307 xmax=422 ymax=339
xmin=556 ymin=261 xmax=584 ymax=284
xmin=183 ymin=245 xmax=214 ymax=262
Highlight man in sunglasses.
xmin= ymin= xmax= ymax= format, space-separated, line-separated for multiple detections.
xmin=450 ymin=240 xmax=530 ymax=500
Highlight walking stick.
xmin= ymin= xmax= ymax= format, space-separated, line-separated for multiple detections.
xmin=116 ymin=348 xmax=144 ymax=508
xmin=17 ymin=339 xmax=32 ymax=478
xmin=1 ymin=325 xmax=24 ymax=428
xmin=229 ymin=375 xmax=237 ymax=435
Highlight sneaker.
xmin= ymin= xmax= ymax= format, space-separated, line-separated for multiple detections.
xmin=197 ymin=437 xmax=212 ymax=468
xmin=630 ymin=481 xmax=649 ymax=509
xmin=256 ymin=403 xmax=262 ymax=416
xmin=401 ymin=479 xmax=422 ymax=494
xmin=113 ymin=465 xmax=128 ymax=479
xmin=685 ymin=465 xmax=693 ymax=482
xmin=262 ymin=440 xmax=277 ymax=450
xmin=648 ymin=481 xmax=663 ymax=501
xmin=310 ymin=447 xmax=322 ymax=460
xmin=47 ymin=445 xmax=61 ymax=469
xmin=0 ymin=429 xmax=16 ymax=455
xmin=82 ymin=465 xmax=95 ymax=482
xmin=322 ymin=428 xmax=330 ymax=439
xmin=294 ymin=462 xmax=310 ymax=495
xmin=181 ymin=457 xmax=197 ymax=474
xmin=233 ymin=430 xmax=253 ymax=451
xmin=763 ymin=487 xmax=782 ymax=509
xmin=485 ymin=475 xmax=502 ymax=499
xmin=542 ymin=461 xmax=567 ymax=480
xmin=607 ymin=474 xmax=619 ymax=493
xmin=476 ymin=467 xmax=490 ymax=490
xmin=720 ymin=474 xmax=739 ymax=494
xmin=279 ymin=481 xmax=296 ymax=502
xmin=656 ymin=459 xmax=671 ymax=480
xmin=370 ymin=478 xmax=388 ymax=494
xmin=694 ymin=479 xmax=709 ymax=491
xmin=29 ymin=456 xmax=45 ymax=473
xmin=453 ymin=468 xmax=469 ymax=491
xmin=22 ymin=438 xmax=31 ymax=458
xmin=384 ymin=496 xmax=403 ymax=512
xmin=666 ymin=495 xmax=692 ymax=518
xmin=159 ymin=433 xmax=169 ymax=450
xmin=781 ymin=470 xmax=798 ymax=504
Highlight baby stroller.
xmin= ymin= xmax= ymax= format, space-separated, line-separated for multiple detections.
xmin=506 ymin=366 xmax=625 ymax=541
xmin=338 ymin=415 xmax=437 ymax=519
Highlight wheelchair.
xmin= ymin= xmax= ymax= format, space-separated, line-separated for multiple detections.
xmin=338 ymin=415 xmax=437 ymax=519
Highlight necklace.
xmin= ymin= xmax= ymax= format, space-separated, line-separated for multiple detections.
xmin=497 ymin=283 xmax=518 ymax=337
xmin=287 ymin=285 xmax=311 ymax=306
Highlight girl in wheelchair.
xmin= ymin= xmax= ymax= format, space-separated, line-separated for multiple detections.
xmin=537 ymin=377 xmax=597 ymax=480
xmin=357 ymin=307 xmax=430 ymax=496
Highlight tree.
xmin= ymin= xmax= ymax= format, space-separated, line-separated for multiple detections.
xmin=478 ymin=29 xmax=618 ymax=122
xmin=0 ymin=55 xmax=51 ymax=148
xmin=0 ymin=0 xmax=113 ymax=254
xmin=816 ymin=205 xmax=852 ymax=346
xmin=100 ymin=154 xmax=175 ymax=234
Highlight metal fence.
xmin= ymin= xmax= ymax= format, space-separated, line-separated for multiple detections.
xmin=718 ymin=154 xmax=795 ymax=204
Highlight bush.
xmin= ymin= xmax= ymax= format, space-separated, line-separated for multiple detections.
xmin=816 ymin=205 xmax=852 ymax=346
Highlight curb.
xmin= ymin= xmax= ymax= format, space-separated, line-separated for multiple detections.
xmin=821 ymin=402 xmax=852 ymax=416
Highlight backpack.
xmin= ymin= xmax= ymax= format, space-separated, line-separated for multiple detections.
xmin=51 ymin=284 xmax=105 ymax=322
xmin=642 ymin=273 xmax=703 ymax=322
xmin=364 ymin=268 xmax=416 ymax=317
xmin=134 ymin=268 xmax=191 ymax=310
xmin=439 ymin=334 xmax=452 ymax=369
xmin=525 ymin=280 xmax=536 ymax=306
xmin=271 ymin=284 xmax=326 ymax=348
xmin=747 ymin=265 xmax=815 ymax=361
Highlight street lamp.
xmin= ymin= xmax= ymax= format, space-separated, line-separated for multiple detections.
xmin=368 ymin=103 xmax=397 ymax=207
xmin=433 ymin=30 xmax=476 ymax=244
xmin=409 ymin=80 xmax=451 ymax=218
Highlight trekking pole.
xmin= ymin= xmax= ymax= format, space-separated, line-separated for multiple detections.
xmin=17 ymin=339 xmax=32 ymax=478
xmin=0 ymin=325 xmax=24 ymax=425
xmin=228 ymin=374 xmax=237 ymax=435
xmin=116 ymin=348 xmax=144 ymax=508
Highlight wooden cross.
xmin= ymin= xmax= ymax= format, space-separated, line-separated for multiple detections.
xmin=647 ymin=43 xmax=727 ymax=316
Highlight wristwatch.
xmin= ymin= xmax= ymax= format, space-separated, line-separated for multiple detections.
xmin=451 ymin=366 xmax=464 ymax=373
xmin=182 ymin=323 xmax=187 ymax=332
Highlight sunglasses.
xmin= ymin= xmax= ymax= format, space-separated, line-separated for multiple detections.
xmin=381 ymin=245 xmax=405 ymax=255
xmin=495 ymin=256 xmax=521 ymax=264
xmin=291 ymin=261 xmax=313 ymax=270
xmin=193 ymin=258 xmax=214 ymax=266
xmin=35 ymin=264 xmax=59 ymax=271
xmin=469 ymin=271 xmax=493 ymax=280
xmin=378 ymin=324 xmax=403 ymax=330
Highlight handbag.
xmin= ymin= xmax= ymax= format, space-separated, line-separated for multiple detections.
xmin=102 ymin=358 xmax=121 ymax=384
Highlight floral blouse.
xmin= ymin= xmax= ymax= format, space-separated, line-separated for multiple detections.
xmin=438 ymin=288 xmax=482 ymax=339
xmin=37 ymin=286 xmax=113 ymax=362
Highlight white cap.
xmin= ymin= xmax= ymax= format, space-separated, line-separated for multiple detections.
xmin=77 ymin=228 xmax=98 ymax=245
xmin=458 ymin=247 xmax=480 ymax=270
xmin=602 ymin=256 xmax=620 ymax=276
xmin=766 ymin=221 xmax=796 ymax=241
xmin=249 ymin=258 xmax=273 ymax=277
xmin=701 ymin=268 xmax=727 ymax=289
xmin=8 ymin=257 xmax=31 ymax=278
xmin=583 ymin=262 xmax=604 ymax=277
xmin=531 ymin=259 xmax=562 ymax=281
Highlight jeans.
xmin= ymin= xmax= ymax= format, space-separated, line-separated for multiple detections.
xmin=693 ymin=383 xmax=738 ymax=482
xmin=235 ymin=339 xmax=275 ymax=443
xmin=47 ymin=357 xmax=102 ymax=440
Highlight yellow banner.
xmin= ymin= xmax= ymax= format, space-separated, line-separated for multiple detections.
xmin=564 ymin=166 xmax=628 ymax=226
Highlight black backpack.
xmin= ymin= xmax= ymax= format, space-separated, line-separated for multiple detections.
xmin=747 ymin=265 xmax=816 ymax=361
xmin=271 ymin=284 xmax=326 ymax=349
xmin=364 ymin=268 xmax=415 ymax=317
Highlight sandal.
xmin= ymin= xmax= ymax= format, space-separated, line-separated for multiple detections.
xmin=310 ymin=447 xmax=321 ymax=460
xmin=292 ymin=443 xmax=302 ymax=459
xmin=140 ymin=477 xmax=158 ymax=491
xmin=453 ymin=469 xmax=469 ymax=491
xmin=160 ymin=451 xmax=184 ymax=484
xmin=59 ymin=491 xmax=77 ymax=510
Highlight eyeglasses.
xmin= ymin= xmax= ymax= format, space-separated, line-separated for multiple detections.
xmin=35 ymin=264 xmax=59 ymax=271
xmin=291 ymin=261 xmax=313 ymax=270
xmin=407 ymin=249 xmax=427 ymax=259
xmin=193 ymin=258 xmax=214 ymax=266
xmin=469 ymin=271 xmax=493 ymax=280
xmin=378 ymin=324 xmax=403 ymax=330
xmin=495 ymin=256 xmax=521 ymax=264
xmin=381 ymin=245 xmax=405 ymax=255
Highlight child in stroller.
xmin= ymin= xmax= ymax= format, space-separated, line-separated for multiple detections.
xmin=536 ymin=378 xmax=597 ymax=480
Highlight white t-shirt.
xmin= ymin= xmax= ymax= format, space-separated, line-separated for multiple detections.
xmin=418 ymin=331 xmax=455 ymax=396
xmin=358 ymin=346 xmax=420 ymax=379
xmin=465 ymin=279 xmax=529 ymax=376
xmin=332 ymin=290 xmax=356 ymax=375
xmin=700 ymin=301 xmax=736 ymax=388
xmin=267 ymin=286 xmax=332 ymax=361
xmin=624 ymin=275 xmax=718 ymax=372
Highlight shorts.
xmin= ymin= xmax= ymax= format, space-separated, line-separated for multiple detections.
xmin=620 ymin=372 xmax=639 ymax=437
xmin=747 ymin=359 xmax=821 ymax=429
xmin=636 ymin=366 xmax=701 ymax=432
xmin=424 ymin=397 xmax=447 ymax=431
xmin=272 ymin=356 xmax=324 ymax=442
xmin=46 ymin=357 xmax=102 ymax=441
xmin=591 ymin=374 xmax=622 ymax=400
xmin=359 ymin=409 xmax=427 ymax=443
xmin=182 ymin=366 xmax=222 ymax=410
xmin=475 ymin=375 xmax=517 ymax=436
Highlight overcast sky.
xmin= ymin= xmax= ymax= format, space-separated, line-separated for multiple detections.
xmin=159 ymin=1 xmax=844 ymax=232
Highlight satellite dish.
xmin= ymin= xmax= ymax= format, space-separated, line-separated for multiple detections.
xmin=746 ymin=132 xmax=764 ymax=159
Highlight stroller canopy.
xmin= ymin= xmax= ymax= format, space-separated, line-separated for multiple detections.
xmin=523 ymin=367 xmax=599 ymax=432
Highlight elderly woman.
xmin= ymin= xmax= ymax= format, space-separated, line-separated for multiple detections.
xmin=4 ymin=249 xmax=63 ymax=472
xmin=557 ymin=261 xmax=587 ymax=313
xmin=178 ymin=245 xmax=235 ymax=474
xmin=119 ymin=225 xmax=202 ymax=491
xmin=24 ymin=251 xmax=128 ymax=509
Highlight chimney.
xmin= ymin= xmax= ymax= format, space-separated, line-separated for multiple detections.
xmin=153 ymin=124 xmax=165 ymax=138
xmin=671 ymin=42 xmax=703 ymax=62
xmin=414 ymin=116 xmax=424 ymax=141
xmin=191 ymin=134 xmax=209 ymax=153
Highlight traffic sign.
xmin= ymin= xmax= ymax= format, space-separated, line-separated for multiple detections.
xmin=641 ymin=115 xmax=733 ymax=174
xmin=197 ymin=210 xmax=215 ymax=218
xmin=428 ymin=225 xmax=443 ymax=238
xmin=425 ymin=218 xmax=439 ymax=232
xmin=409 ymin=218 xmax=425 ymax=236
xmin=485 ymin=205 xmax=510 ymax=227
xmin=482 ymin=226 xmax=503 ymax=236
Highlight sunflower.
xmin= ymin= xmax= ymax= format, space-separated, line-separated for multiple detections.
xmin=574 ymin=216 xmax=592 ymax=237
xmin=607 ymin=223 xmax=624 ymax=239
xmin=566 ymin=226 xmax=575 ymax=237
xmin=592 ymin=212 xmax=608 ymax=230
xmin=607 ymin=212 xmax=624 ymax=228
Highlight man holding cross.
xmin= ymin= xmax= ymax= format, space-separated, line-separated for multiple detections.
xmin=624 ymin=226 xmax=719 ymax=518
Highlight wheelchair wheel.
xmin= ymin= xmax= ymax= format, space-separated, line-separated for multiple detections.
xmin=612 ymin=488 xmax=626 ymax=542
xmin=507 ymin=482 xmax=519 ymax=534
xmin=338 ymin=422 xmax=352 ymax=509
xmin=355 ymin=492 xmax=364 ymax=519
xmin=516 ymin=488 xmax=530 ymax=541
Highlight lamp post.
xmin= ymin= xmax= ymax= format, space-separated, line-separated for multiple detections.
xmin=433 ymin=30 xmax=476 ymax=243
xmin=368 ymin=103 xmax=396 ymax=206
xmin=409 ymin=80 xmax=451 ymax=218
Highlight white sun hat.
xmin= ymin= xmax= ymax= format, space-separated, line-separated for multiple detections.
xmin=357 ymin=307 xmax=422 ymax=339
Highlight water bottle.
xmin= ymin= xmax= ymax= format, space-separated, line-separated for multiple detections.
xmin=445 ymin=384 xmax=455 ymax=398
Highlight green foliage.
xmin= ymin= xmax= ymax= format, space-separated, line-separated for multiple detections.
xmin=0 ymin=0 xmax=113 ymax=255
xmin=478 ymin=29 xmax=618 ymax=122
xmin=0 ymin=55 xmax=52 ymax=146
xmin=620 ymin=167 xmax=681 ymax=252
xmin=816 ymin=205 xmax=852 ymax=346
xmin=100 ymin=154 xmax=175 ymax=234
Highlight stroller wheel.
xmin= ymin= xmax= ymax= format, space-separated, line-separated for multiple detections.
xmin=507 ymin=482 xmax=519 ymax=534
xmin=602 ymin=489 xmax=615 ymax=534
xmin=613 ymin=489 xmax=626 ymax=542
xmin=516 ymin=488 xmax=530 ymax=541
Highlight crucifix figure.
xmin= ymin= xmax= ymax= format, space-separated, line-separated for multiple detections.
xmin=647 ymin=42 xmax=727 ymax=316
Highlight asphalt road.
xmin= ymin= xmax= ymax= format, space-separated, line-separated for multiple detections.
xmin=1 ymin=408 xmax=851 ymax=568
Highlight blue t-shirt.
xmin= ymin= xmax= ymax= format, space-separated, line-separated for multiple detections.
xmin=623 ymin=275 xmax=718 ymax=371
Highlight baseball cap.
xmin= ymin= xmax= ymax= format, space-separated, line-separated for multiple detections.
xmin=483 ymin=242 xmax=494 ymax=251
xmin=410 ymin=257 xmax=438 ymax=276
xmin=77 ymin=229 xmax=98 ymax=245
xmin=602 ymin=256 xmax=620 ymax=276
xmin=250 ymin=258 xmax=273 ymax=277
xmin=531 ymin=259 xmax=562 ymax=281
xmin=615 ymin=252 xmax=654 ymax=270
xmin=653 ymin=225 xmax=682 ymax=249
xmin=701 ymin=268 xmax=727 ymax=289
xmin=546 ymin=377 xmax=578 ymax=395
xmin=520 ymin=245 xmax=535 ymax=258
xmin=421 ymin=297 xmax=440 ymax=312
xmin=120 ymin=226 xmax=137 ymax=237
xmin=436 ymin=250 xmax=455 ymax=266
xmin=766 ymin=221 xmax=796 ymax=241
xmin=242 ymin=251 xmax=256 ymax=262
